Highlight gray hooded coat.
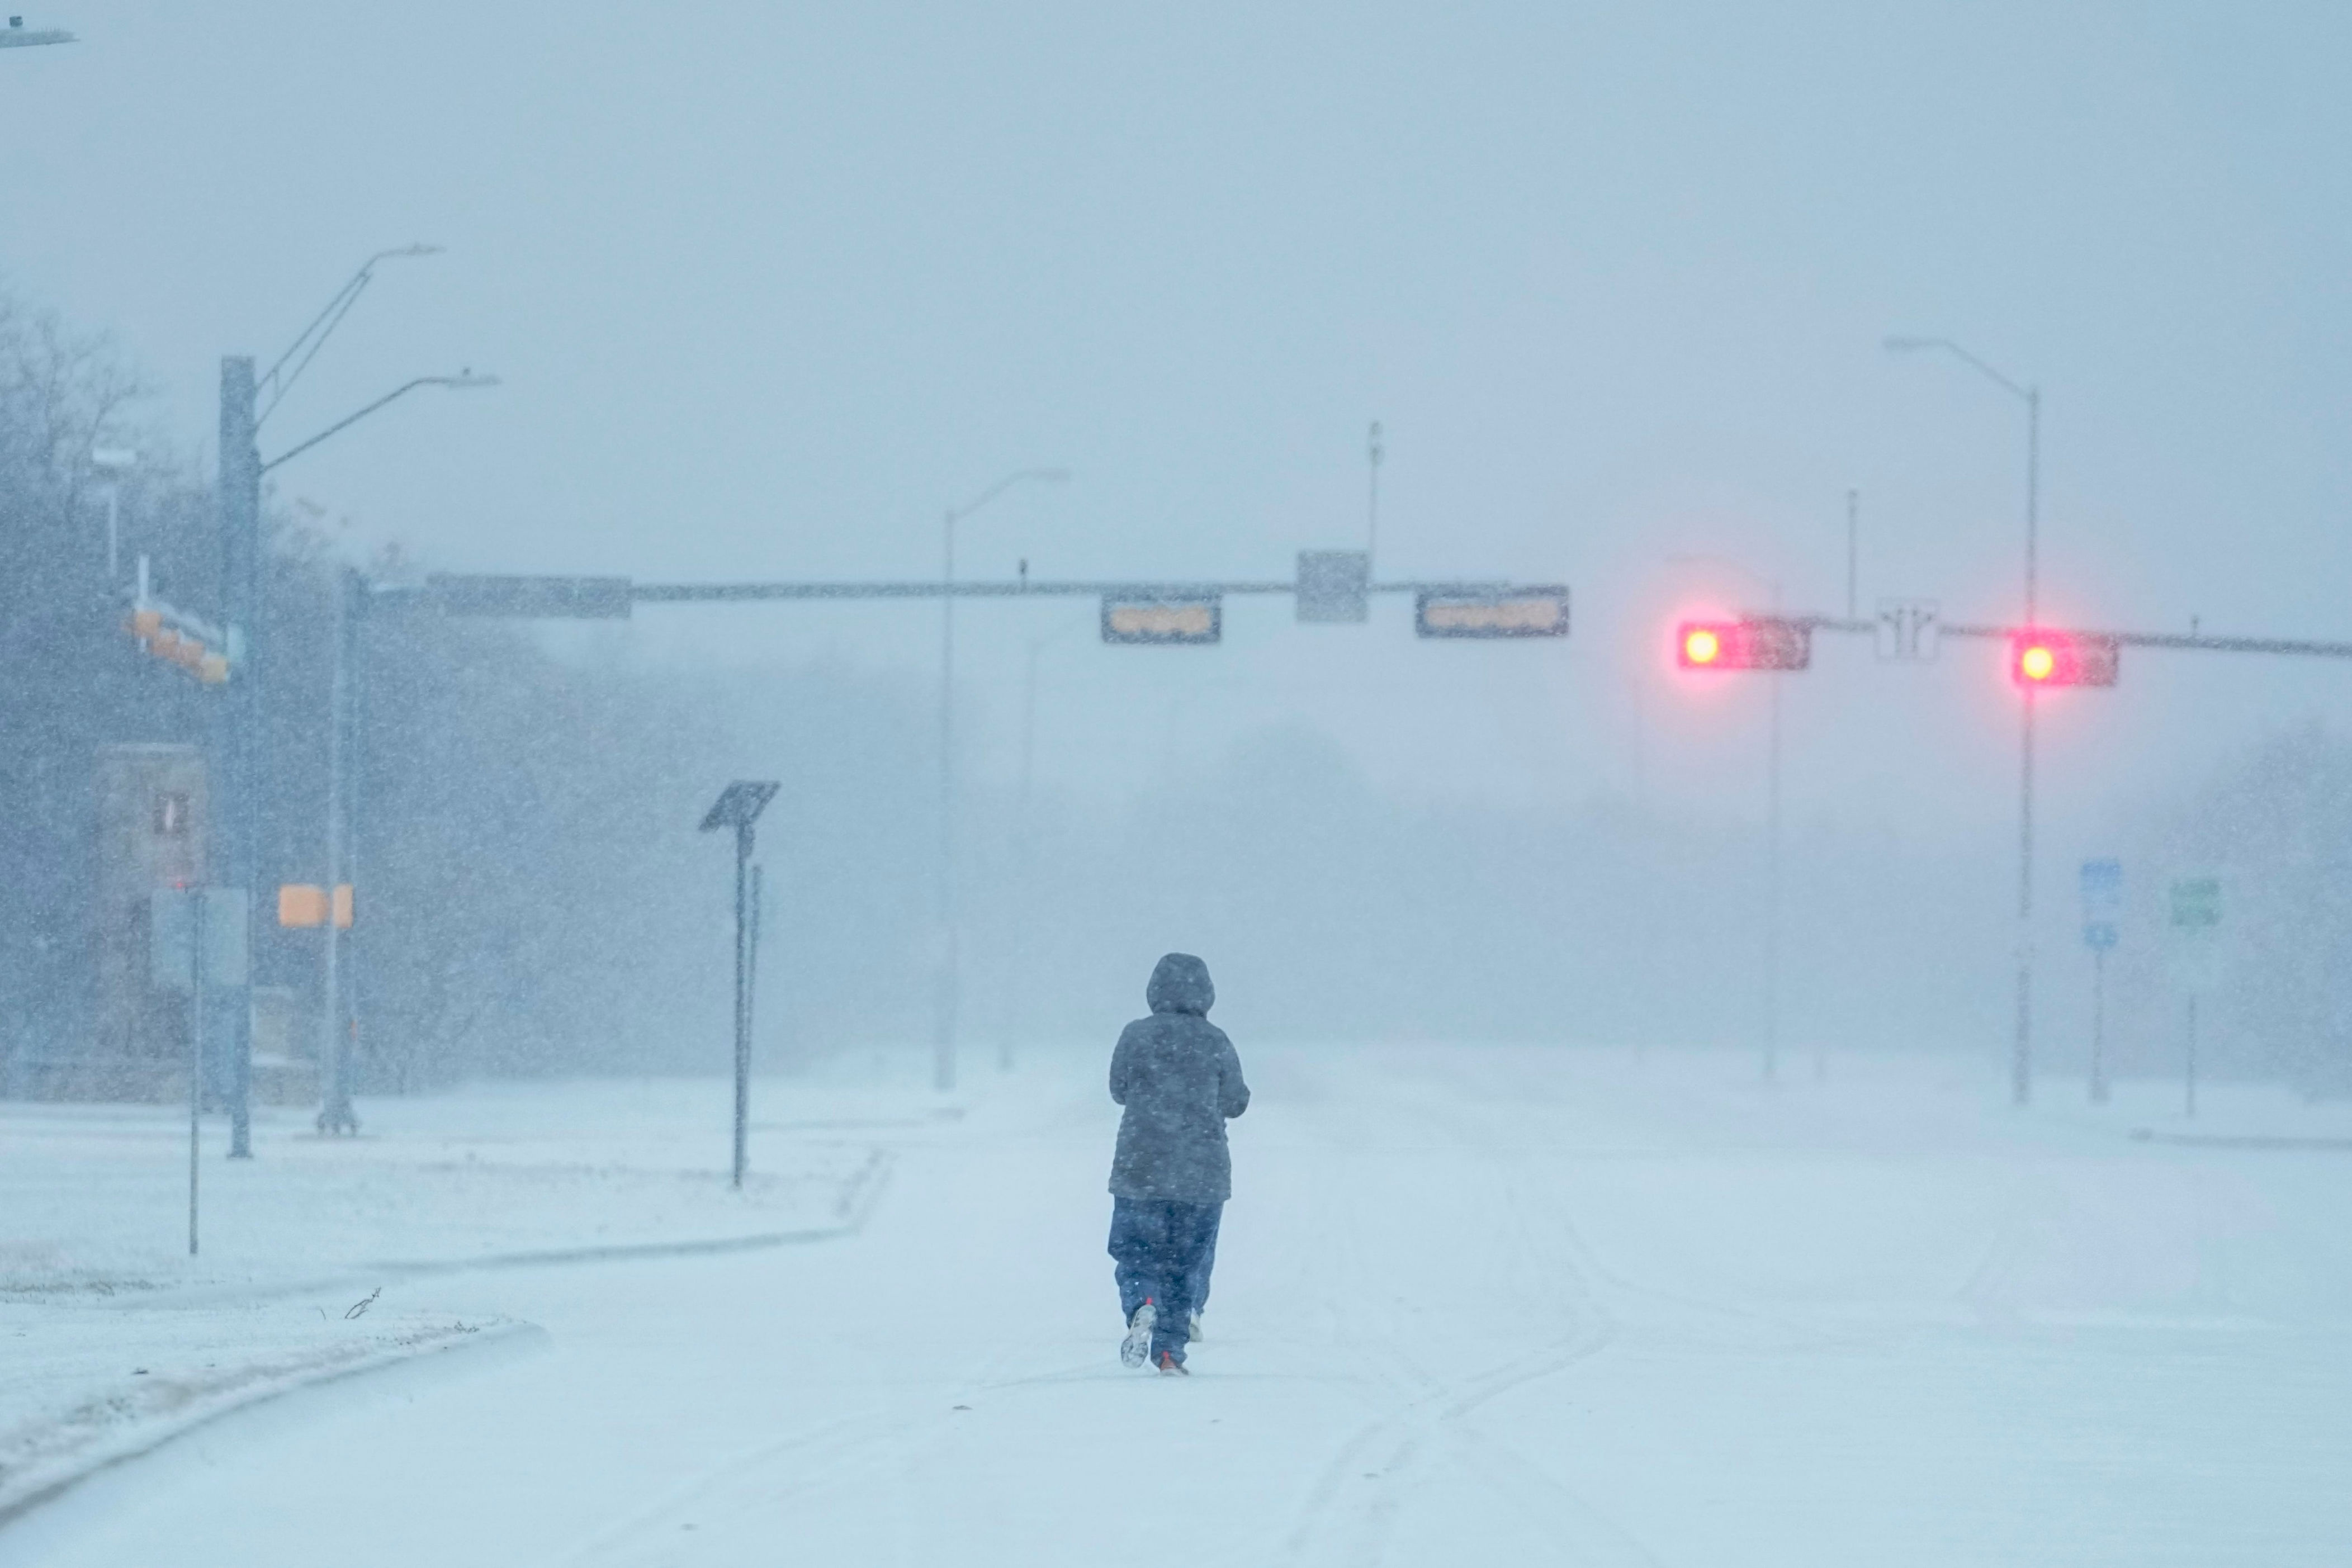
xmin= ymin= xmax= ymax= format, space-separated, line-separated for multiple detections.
xmin=1108 ymin=954 xmax=1250 ymax=1204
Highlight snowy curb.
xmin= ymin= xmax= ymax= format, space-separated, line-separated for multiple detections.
xmin=141 ymin=1147 xmax=897 ymax=1310
xmin=371 ymin=1144 xmax=896 ymax=1276
xmin=0 ymin=1317 xmax=542 ymax=1531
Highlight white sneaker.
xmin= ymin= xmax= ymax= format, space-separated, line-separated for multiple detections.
xmin=1187 ymin=1313 xmax=1203 ymax=1344
xmin=1120 ymin=1302 xmax=1156 ymax=1368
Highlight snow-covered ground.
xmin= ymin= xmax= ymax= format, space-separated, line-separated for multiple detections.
xmin=5 ymin=1045 xmax=2349 ymax=1565
xmin=0 ymin=1078 xmax=891 ymax=1522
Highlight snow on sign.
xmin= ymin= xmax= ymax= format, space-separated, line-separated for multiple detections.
xmin=2080 ymin=859 xmax=2121 ymax=950
xmin=1295 ymin=551 xmax=1369 ymax=623
xmin=1101 ymin=594 xmax=1221 ymax=645
xmin=1414 ymin=587 xmax=1569 ymax=639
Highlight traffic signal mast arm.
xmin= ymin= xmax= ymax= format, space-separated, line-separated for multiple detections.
xmin=1680 ymin=610 xmax=2352 ymax=679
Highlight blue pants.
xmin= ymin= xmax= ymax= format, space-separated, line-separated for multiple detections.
xmin=1109 ymin=1197 xmax=1222 ymax=1365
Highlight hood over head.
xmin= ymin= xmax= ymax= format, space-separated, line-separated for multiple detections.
xmin=1146 ymin=953 xmax=1214 ymax=1016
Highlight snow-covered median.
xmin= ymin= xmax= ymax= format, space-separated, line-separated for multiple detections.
xmin=0 ymin=1075 xmax=896 ymax=1520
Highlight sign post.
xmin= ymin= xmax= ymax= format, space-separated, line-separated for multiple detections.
xmin=2079 ymin=860 xmax=2121 ymax=1104
xmin=2169 ymin=877 xmax=2222 ymax=1117
xmin=699 ymin=783 xmax=779 ymax=1188
xmin=153 ymin=887 xmax=250 ymax=1254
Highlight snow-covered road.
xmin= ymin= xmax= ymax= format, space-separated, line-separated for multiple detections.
xmin=8 ymin=1045 xmax=2350 ymax=1566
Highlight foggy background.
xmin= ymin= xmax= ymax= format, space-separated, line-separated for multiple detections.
xmin=6 ymin=2 xmax=2352 ymax=1089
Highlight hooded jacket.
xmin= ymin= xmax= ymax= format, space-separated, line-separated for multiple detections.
xmin=1108 ymin=954 xmax=1251 ymax=1203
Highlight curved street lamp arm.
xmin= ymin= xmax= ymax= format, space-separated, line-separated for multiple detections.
xmin=257 ymin=244 xmax=445 ymax=425
xmin=948 ymin=467 xmax=1071 ymax=524
xmin=260 ymin=372 xmax=497 ymax=474
xmin=1882 ymin=335 xmax=2032 ymax=403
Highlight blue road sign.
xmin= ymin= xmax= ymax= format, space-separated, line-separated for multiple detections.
xmin=2080 ymin=859 xmax=2122 ymax=951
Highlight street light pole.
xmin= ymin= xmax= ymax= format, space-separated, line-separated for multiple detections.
xmin=936 ymin=467 xmax=1067 ymax=1093
xmin=1668 ymin=553 xmax=1784 ymax=1081
xmin=1885 ymin=335 xmax=2042 ymax=1106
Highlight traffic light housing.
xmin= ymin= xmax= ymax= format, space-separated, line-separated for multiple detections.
xmin=1677 ymin=617 xmax=1810 ymax=671
xmin=2010 ymin=631 xmax=2119 ymax=688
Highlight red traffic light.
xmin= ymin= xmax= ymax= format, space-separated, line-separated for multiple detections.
xmin=2009 ymin=631 xmax=2119 ymax=688
xmin=1676 ymin=618 xmax=1810 ymax=671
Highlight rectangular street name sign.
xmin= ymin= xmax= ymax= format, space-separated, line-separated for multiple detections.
xmin=2170 ymin=877 xmax=2221 ymax=931
xmin=428 ymin=574 xmax=634 ymax=619
xmin=1416 ymin=587 xmax=1570 ymax=639
xmin=1102 ymin=594 xmax=1222 ymax=645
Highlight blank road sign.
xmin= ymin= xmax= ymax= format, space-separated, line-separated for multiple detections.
xmin=1103 ymin=595 xmax=1221 ymax=644
xmin=1295 ymin=552 xmax=1369 ymax=623
xmin=1415 ymin=588 xmax=1569 ymax=639
xmin=150 ymin=888 xmax=251 ymax=991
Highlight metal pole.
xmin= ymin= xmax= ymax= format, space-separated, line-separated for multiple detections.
xmin=2185 ymin=994 xmax=2198 ymax=1120
xmin=189 ymin=893 xmax=205 ymax=1257
xmin=1367 ymin=421 xmax=1384 ymax=568
xmin=2089 ymin=946 xmax=2109 ymax=1105
xmin=1008 ymin=638 xmax=1044 ymax=1074
xmin=319 ymin=570 xmax=354 ymax=1133
xmin=217 ymin=358 xmax=260 ymax=1159
xmin=1764 ymin=589 xmax=1782 ymax=1084
xmin=733 ymin=820 xmax=753 ymax=1187
xmin=749 ymin=861 xmax=764 ymax=1069
xmin=2015 ymin=689 xmax=2035 ymax=1106
xmin=2014 ymin=386 xmax=2041 ymax=1109
xmin=347 ymin=575 xmax=371 ymax=1093
xmin=106 ymin=485 xmax=121 ymax=583
xmin=936 ymin=510 xmax=958 ymax=1093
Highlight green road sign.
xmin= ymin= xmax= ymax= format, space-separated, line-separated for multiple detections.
xmin=2169 ymin=877 xmax=2221 ymax=931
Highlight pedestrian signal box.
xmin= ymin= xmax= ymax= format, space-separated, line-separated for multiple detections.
xmin=1677 ymin=618 xmax=1810 ymax=671
xmin=1416 ymin=588 xmax=1569 ymax=639
xmin=1102 ymin=594 xmax=1221 ymax=645
xmin=2010 ymin=631 xmax=2119 ymax=688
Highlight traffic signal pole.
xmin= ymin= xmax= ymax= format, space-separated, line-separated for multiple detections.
xmin=217 ymin=358 xmax=260 ymax=1158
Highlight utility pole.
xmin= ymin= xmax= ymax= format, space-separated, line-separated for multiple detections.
xmin=1765 ymin=581 xmax=1783 ymax=1084
xmin=216 ymin=358 xmax=260 ymax=1158
xmin=318 ymin=569 xmax=359 ymax=1134
xmin=1366 ymin=421 xmax=1384 ymax=569
xmin=1884 ymin=336 xmax=2042 ymax=1106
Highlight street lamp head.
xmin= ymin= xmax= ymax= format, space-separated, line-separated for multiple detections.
xmin=90 ymin=447 xmax=140 ymax=473
xmin=1882 ymin=334 xmax=1942 ymax=354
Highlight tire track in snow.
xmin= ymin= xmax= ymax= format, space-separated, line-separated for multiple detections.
xmin=1277 ymin=1061 xmax=1635 ymax=1566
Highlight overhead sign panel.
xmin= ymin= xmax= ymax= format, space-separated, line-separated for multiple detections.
xmin=1416 ymin=587 xmax=1569 ymax=639
xmin=1102 ymin=594 xmax=1221 ymax=645
xmin=428 ymin=574 xmax=633 ymax=619
xmin=1296 ymin=551 xmax=1369 ymax=623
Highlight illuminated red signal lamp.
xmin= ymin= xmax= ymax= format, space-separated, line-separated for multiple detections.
xmin=2008 ymin=631 xmax=2119 ymax=688
xmin=1676 ymin=618 xmax=1810 ymax=671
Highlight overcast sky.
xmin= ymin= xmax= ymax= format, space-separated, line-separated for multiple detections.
xmin=7 ymin=2 xmax=2351 ymax=854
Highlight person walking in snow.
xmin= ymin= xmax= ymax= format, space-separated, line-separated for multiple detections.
xmin=1109 ymin=952 xmax=1249 ymax=1375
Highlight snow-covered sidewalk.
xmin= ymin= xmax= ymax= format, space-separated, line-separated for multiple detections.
xmin=1 ymin=1076 xmax=897 ymax=1520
